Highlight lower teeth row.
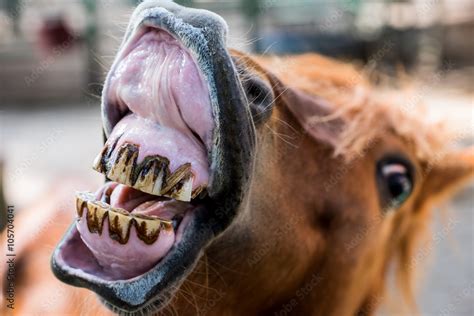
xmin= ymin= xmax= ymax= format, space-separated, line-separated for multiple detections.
xmin=76 ymin=191 xmax=173 ymax=245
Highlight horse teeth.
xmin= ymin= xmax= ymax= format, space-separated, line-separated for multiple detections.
xmin=191 ymin=186 xmax=207 ymax=199
xmin=92 ymin=142 xmax=206 ymax=202
xmin=75 ymin=191 xmax=173 ymax=245
xmin=76 ymin=200 xmax=84 ymax=217
xmin=160 ymin=163 xmax=191 ymax=196
xmin=107 ymin=144 xmax=139 ymax=186
xmin=177 ymin=177 xmax=193 ymax=201
xmin=107 ymin=208 xmax=133 ymax=244
xmin=152 ymin=177 xmax=164 ymax=196
xmin=76 ymin=191 xmax=96 ymax=217
xmin=134 ymin=158 xmax=168 ymax=196
xmin=166 ymin=176 xmax=193 ymax=202
xmin=86 ymin=201 xmax=108 ymax=234
xmin=92 ymin=145 xmax=109 ymax=173
xmin=133 ymin=214 xmax=172 ymax=244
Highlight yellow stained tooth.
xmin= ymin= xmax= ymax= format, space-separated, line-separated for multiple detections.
xmin=160 ymin=221 xmax=173 ymax=232
xmin=108 ymin=208 xmax=133 ymax=244
xmin=191 ymin=186 xmax=207 ymax=199
xmin=92 ymin=145 xmax=109 ymax=173
xmin=76 ymin=191 xmax=95 ymax=217
xmin=160 ymin=163 xmax=191 ymax=199
xmin=151 ymin=173 xmax=164 ymax=195
xmin=91 ymin=141 xmax=206 ymax=202
xmin=86 ymin=201 xmax=109 ymax=234
xmin=76 ymin=196 xmax=86 ymax=217
xmin=133 ymin=214 xmax=171 ymax=245
xmin=107 ymin=144 xmax=139 ymax=186
xmin=168 ymin=176 xmax=193 ymax=202
xmin=134 ymin=161 xmax=155 ymax=193
xmin=134 ymin=158 xmax=167 ymax=196
xmin=93 ymin=136 xmax=122 ymax=174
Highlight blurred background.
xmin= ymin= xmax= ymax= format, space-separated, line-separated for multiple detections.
xmin=0 ymin=0 xmax=472 ymax=315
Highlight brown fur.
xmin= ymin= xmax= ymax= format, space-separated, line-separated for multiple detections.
xmin=2 ymin=53 xmax=473 ymax=315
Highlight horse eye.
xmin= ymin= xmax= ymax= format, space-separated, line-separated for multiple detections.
xmin=243 ymin=77 xmax=274 ymax=124
xmin=246 ymin=80 xmax=268 ymax=105
xmin=377 ymin=159 xmax=414 ymax=210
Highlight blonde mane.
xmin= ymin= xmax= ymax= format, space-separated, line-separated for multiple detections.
xmin=258 ymin=53 xmax=451 ymax=163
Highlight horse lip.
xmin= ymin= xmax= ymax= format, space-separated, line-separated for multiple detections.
xmin=101 ymin=2 xmax=228 ymax=139
xmin=101 ymin=3 xmax=228 ymax=198
xmin=101 ymin=2 xmax=255 ymax=205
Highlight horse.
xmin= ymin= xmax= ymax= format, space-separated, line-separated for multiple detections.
xmin=2 ymin=1 xmax=473 ymax=315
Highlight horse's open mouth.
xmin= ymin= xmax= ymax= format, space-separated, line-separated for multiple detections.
xmin=52 ymin=3 xmax=255 ymax=312
xmin=69 ymin=27 xmax=214 ymax=280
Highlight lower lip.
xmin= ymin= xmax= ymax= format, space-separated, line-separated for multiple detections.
xmin=76 ymin=212 xmax=174 ymax=279
xmin=74 ymin=201 xmax=196 ymax=281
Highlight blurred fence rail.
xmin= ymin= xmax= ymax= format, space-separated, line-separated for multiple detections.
xmin=0 ymin=0 xmax=473 ymax=105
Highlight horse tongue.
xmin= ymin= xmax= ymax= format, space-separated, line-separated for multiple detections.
xmin=132 ymin=199 xmax=191 ymax=220
xmin=108 ymin=185 xmax=152 ymax=212
xmin=108 ymin=184 xmax=191 ymax=219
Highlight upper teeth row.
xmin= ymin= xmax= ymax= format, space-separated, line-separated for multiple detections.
xmin=92 ymin=140 xmax=206 ymax=202
xmin=76 ymin=191 xmax=173 ymax=245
